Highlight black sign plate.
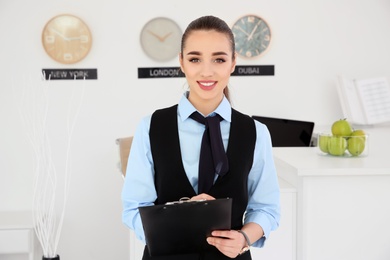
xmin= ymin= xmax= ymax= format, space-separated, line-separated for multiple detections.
xmin=42 ymin=69 xmax=98 ymax=80
xmin=138 ymin=67 xmax=184 ymax=78
xmin=231 ymin=65 xmax=274 ymax=76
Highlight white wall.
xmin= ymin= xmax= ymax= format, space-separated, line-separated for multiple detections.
xmin=0 ymin=0 xmax=389 ymax=259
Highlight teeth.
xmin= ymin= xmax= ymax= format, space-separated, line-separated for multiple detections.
xmin=199 ymin=82 xmax=214 ymax=87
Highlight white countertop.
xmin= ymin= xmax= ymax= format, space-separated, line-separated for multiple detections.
xmin=273 ymin=124 xmax=390 ymax=177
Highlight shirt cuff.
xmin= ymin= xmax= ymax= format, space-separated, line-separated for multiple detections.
xmin=133 ymin=213 xmax=146 ymax=244
xmin=244 ymin=213 xmax=273 ymax=248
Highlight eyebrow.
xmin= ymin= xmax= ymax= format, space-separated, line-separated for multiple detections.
xmin=186 ymin=51 xmax=229 ymax=56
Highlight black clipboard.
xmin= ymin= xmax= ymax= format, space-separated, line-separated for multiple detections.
xmin=138 ymin=198 xmax=232 ymax=256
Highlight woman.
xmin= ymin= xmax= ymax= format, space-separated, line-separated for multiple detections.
xmin=122 ymin=15 xmax=280 ymax=260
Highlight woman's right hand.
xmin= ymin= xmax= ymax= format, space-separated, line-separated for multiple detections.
xmin=190 ymin=193 xmax=216 ymax=201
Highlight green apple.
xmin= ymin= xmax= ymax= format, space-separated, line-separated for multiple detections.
xmin=328 ymin=136 xmax=347 ymax=156
xmin=351 ymin=129 xmax=366 ymax=141
xmin=331 ymin=119 xmax=353 ymax=137
xmin=348 ymin=136 xmax=366 ymax=156
xmin=318 ymin=134 xmax=330 ymax=153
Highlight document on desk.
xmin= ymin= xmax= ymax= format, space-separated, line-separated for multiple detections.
xmin=337 ymin=75 xmax=390 ymax=125
xmin=138 ymin=198 xmax=232 ymax=256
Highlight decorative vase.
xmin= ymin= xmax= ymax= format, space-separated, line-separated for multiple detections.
xmin=43 ymin=255 xmax=60 ymax=260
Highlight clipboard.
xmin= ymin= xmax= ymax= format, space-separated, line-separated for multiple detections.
xmin=138 ymin=198 xmax=232 ymax=256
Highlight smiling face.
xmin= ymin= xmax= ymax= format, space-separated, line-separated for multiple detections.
xmin=179 ymin=30 xmax=236 ymax=115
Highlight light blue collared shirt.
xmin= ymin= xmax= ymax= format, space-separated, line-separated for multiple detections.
xmin=122 ymin=92 xmax=280 ymax=248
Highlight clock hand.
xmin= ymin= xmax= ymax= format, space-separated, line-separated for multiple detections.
xmin=67 ymin=36 xmax=88 ymax=42
xmin=235 ymin=25 xmax=250 ymax=37
xmin=247 ymin=20 xmax=262 ymax=41
xmin=50 ymin=28 xmax=70 ymax=41
xmin=147 ymin=30 xmax=165 ymax=42
xmin=160 ymin=32 xmax=173 ymax=41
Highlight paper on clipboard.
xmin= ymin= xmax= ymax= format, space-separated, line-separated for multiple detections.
xmin=138 ymin=198 xmax=232 ymax=256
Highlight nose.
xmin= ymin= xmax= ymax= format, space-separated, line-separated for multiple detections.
xmin=200 ymin=61 xmax=214 ymax=77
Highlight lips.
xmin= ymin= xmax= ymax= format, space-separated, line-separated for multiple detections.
xmin=198 ymin=81 xmax=217 ymax=90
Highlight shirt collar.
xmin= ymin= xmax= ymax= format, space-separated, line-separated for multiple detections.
xmin=178 ymin=91 xmax=232 ymax=122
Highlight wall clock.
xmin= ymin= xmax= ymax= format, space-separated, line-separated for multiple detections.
xmin=232 ymin=14 xmax=272 ymax=58
xmin=42 ymin=14 xmax=92 ymax=64
xmin=140 ymin=17 xmax=182 ymax=62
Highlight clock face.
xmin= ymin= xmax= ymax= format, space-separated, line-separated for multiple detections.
xmin=232 ymin=15 xmax=271 ymax=58
xmin=42 ymin=14 xmax=92 ymax=64
xmin=140 ymin=17 xmax=182 ymax=62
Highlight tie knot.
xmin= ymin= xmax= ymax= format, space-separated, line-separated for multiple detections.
xmin=190 ymin=111 xmax=223 ymax=126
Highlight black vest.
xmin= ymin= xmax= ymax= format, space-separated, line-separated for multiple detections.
xmin=144 ymin=105 xmax=256 ymax=260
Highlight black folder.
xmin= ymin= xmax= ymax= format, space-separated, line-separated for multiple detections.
xmin=138 ymin=198 xmax=232 ymax=256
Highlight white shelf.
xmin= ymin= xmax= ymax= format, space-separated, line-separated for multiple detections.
xmin=0 ymin=211 xmax=40 ymax=260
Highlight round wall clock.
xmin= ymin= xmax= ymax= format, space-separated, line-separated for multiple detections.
xmin=42 ymin=14 xmax=92 ymax=64
xmin=140 ymin=17 xmax=182 ymax=62
xmin=231 ymin=14 xmax=272 ymax=58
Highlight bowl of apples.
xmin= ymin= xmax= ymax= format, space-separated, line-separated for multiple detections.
xmin=318 ymin=119 xmax=368 ymax=157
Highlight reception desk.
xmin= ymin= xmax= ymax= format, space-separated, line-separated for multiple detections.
xmin=274 ymin=124 xmax=390 ymax=260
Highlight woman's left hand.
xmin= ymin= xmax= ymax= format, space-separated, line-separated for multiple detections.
xmin=206 ymin=230 xmax=246 ymax=258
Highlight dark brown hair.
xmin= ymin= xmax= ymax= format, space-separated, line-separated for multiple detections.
xmin=181 ymin=16 xmax=235 ymax=101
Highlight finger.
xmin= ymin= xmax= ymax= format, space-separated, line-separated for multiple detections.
xmin=209 ymin=230 xmax=246 ymax=257
xmin=208 ymin=231 xmax=242 ymax=248
xmin=211 ymin=230 xmax=239 ymax=239
xmin=207 ymin=236 xmax=241 ymax=258
xmin=190 ymin=193 xmax=215 ymax=201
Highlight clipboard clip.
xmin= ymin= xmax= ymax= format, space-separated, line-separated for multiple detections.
xmin=165 ymin=197 xmax=206 ymax=205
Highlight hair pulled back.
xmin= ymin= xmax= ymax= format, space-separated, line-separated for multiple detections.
xmin=181 ymin=16 xmax=235 ymax=100
xmin=181 ymin=15 xmax=235 ymax=59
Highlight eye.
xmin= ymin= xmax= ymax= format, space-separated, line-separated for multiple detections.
xmin=188 ymin=57 xmax=200 ymax=63
xmin=214 ymin=58 xmax=226 ymax=63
